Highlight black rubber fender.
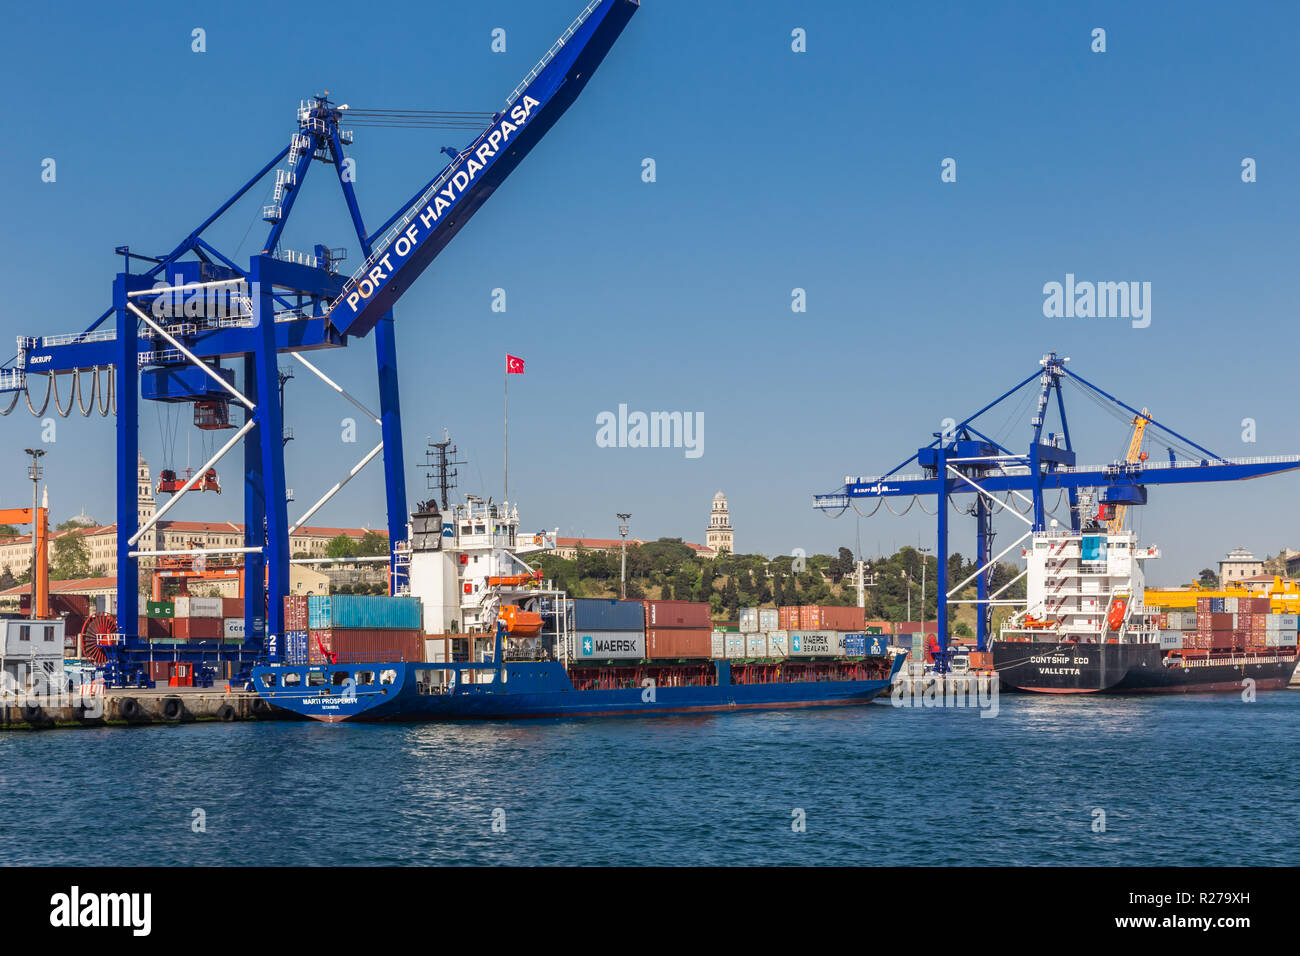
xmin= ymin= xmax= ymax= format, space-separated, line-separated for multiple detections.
xmin=250 ymin=697 xmax=272 ymax=716
xmin=160 ymin=696 xmax=184 ymax=721
xmin=215 ymin=703 xmax=237 ymax=722
xmin=118 ymin=696 xmax=142 ymax=721
xmin=19 ymin=703 xmax=43 ymax=724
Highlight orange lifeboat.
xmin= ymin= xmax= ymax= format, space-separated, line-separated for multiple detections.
xmin=498 ymin=604 xmax=543 ymax=636
xmin=1107 ymin=597 xmax=1128 ymax=631
xmin=487 ymin=570 xmax=543 ymax=587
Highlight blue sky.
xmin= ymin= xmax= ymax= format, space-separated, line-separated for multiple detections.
xmin=2 ymin=0 xmax=1298 ymax=585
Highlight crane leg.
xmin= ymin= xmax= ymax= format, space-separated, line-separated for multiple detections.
xmin=374 ymin=312 xmax=407 ymax=594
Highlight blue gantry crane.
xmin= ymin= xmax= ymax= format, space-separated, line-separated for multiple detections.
xmin=814 ymin=352 xmax=1300 ymax=670
xmin=0 ymin=0 xmax=639 ymax=685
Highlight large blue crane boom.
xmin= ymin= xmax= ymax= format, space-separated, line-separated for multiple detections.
xmin=0 ymin=0 xmax=640 ymax=687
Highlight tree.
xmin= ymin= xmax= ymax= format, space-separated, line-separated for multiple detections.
xmin=326 ymin=535 xmax=360 ymax=559
xmin=0 ymin=567 xmax=15 ymax=591
xmin=56 ymin=516 xmax=95 ymax=531
xmin=50 ymin=533 xmax=91 ymax=580
xmin=357 ymin=531 xmax=389 ymax=557
xmin=0 ymin=525 xmax=19 ymax=536
xmin=1197 ymin=568 xmax=1218 ymax=589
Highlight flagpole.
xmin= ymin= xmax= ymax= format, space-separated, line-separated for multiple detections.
xmin=504 ymin=356 xmax=509 ymax=503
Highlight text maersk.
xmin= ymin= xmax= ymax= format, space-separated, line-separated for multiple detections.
xmin=343 ymin=96 xmax=541 ymax=315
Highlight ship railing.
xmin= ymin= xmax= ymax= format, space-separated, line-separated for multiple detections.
xmin=505 ymin=0 xmax=605 ymax=108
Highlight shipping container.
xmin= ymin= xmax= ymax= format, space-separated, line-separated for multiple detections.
xmin=843 ymin=633 xmax=866 ymax=657
xmin=744 ymin=634 xmax=768 ymax=657
xmin=308 ymin=594 xmax=422 ymax=630
xmin=325 ymin=628 xmax=423 ymax=662
xmin=283 ymin=630 xmax=309 ymax=665
xmin=223 ymin=618 xmax=245 ymax=641
xmin=307 ymin=629 xmax=334 ymax=665
xmin=569 ymin=598 xmax=646 ymax=632
xmin=1158 ymin=631 xmax=1182 ymax=650
xmin=172 ymin=617 xmax=223 ymax=641
xmin=569 ymin=630 xmax=646 ymax=661
xmin=710 ymin=630 xmax=727 ymax=659
xmin=788 ymin=630 xmax=841 ymax=657
xmin=642 ymin=600 xmax=711 ymax=630
xmin=1266 ymin=613 xmax=1299 ymax=630
xmin=724 ymin=633 xmax=746 ymax=659
xmin=646 ymin=628 xmax=712 ymax=659
xmin=738 ymin=608 xmax=760 ymax=633
xmin=174 ymin=596 xmax=223 ymax=619
xmin=222 ymin=597 xmax=243 ymax=619
xmin=778 ymin=606 xmax=800 ymax=631
xmin=766 ymin=630 xmax=790 ymax=658
xmin=146 ymin=600 xmax=174 ymax=619
xmin=284 ymin=595 xmax=309 ymax=632
xmin=758 ymin=609 xmax=779 ymax=632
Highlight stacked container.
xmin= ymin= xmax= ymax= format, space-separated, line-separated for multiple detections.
xmin=569 ymin=598 xmax=647 ymax=661
xmin=643 ymin=599 xmax=711 ymax=659
xmin=306 ymin=594 xmax=422 ymax=663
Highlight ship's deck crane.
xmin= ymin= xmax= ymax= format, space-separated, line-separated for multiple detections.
xmin=0 ymin=503 xmax=50 ymax=619
xmin=1104 ymin=408 xmax=1150 ymax=535
xmin=814 ymin=353 xmax=1300 ymax=671
xmin=0 ymin=0 xmax=640 ymax=685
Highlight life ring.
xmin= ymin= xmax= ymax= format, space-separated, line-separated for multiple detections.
xmin=118 ymin=696 xmax=142 ymax=721
xmin=1107 ymin=598 xmax=1128 ymax=631
xmin=160 ymin=696 xmax=184 ymax=721
xmin=215 ymin=703 xmax=237 ymax=722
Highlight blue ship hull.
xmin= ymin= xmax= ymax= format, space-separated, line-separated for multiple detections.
xmin=251 ymin=656 xmax=905 ymax=723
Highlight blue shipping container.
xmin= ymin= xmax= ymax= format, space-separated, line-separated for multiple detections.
xmin=307 ymin=595 xmax=422 ymax=630
xmin=843 ymin=634 xmax=867 ymax=656
xmin=1209 ymin=598 xmax=1225 ymax=613
xmin=866 ymin=635 xmax=889 ymax=656
xmin=569 ymin=598 xmax=645 ymax=632
xmin=285 ymin=630 xmax=309 ymax=665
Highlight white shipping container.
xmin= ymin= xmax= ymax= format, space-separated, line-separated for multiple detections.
xmin=758 ymin=609 xmax=779 ymax=632
xmin=1158 ymin=630 xmax=1182 ymax=650
xmin=223 ymin=617 xmax=244 ymax=640
xmin=789 ymin=630 xmax=841 ymax=658
xmin=711 ymin=630 xmax=727 ymax=659
xmin=745 ymin=634 xmax=767 ymax=657
xmin=1225 ymin=597 xmax=1239 ymax=613
xmin=724 ymin=633 xmax=746 ymax=659
xmin=175 ymin=596 xmax=223 ymax=619
xmin=1265 ymin=614 xmax=1298 ymax=630
xmin=569 ymin=630 xmax=645 ymax=661
xmin=1266 ymin=632 xmax=1298 ymax=647
xmin=738 ymin=608 xmax=760 ymax=633
xmin=766 ymin=630 xmax=789 ymax=658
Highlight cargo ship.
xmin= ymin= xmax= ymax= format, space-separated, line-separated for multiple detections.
xmin=252 ymin=496 xmax=902 ymax=722
xmin=992 ymin=520 xmax=1300 ymax=694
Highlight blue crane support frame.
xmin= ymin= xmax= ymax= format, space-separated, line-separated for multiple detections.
xmin=1 ymin=0 xmax=640 ymax=686
xmin=814 ymin=352 xmax=1300 ymax=671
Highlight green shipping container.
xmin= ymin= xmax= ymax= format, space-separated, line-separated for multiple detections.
xmin=147 ymin=601 xmax=175 ymax=619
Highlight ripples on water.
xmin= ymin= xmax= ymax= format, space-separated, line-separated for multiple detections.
xmin=1 ymin=692 xmax=1295 ymax=865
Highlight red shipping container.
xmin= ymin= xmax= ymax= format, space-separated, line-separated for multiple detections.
xmin=895 ymin=622 xmax=923 ymax=633
xmin=284 ymin=595 xmax=309 ymax=632
xmin=222 ymin=597 xmax=244 ymax=619
xmin=1209 ymin=612 xmax=1233 ymax=630
xmin=328 ymin=628 xmax=422 ymax=663
xmin=642 ymin=600 xmax=710 ymax=629
xmin=308 ymin=628 xmax=334 ymax=664
xmin=145 ymin=616 xmax=172 ymax=640
xmin=646 ymin=628 xmax=711 ymax=659
xmin=778 ymin=607 xmax=801 ymax=630
xmin=172 ymin=617 xmax=222 ymax=641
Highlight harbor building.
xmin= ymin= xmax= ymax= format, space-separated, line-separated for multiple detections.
xmin=1219 ymin=547 xmax=1263 ymax=585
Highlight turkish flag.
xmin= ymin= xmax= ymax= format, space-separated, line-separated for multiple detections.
xmin=506 ymin=354 xmax=525 ymax=374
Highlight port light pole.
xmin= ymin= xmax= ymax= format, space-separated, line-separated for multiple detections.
xmin=617 ymin=513 xmax=631 ymax=600
xmin=23 ymin=448 xmax=45 ymax=621
xmin=919 ymin=546 xmax=931 ymax=666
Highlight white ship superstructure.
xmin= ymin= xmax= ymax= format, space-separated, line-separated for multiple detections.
xmin=1001 ymin=521 xmax=1161 ymax=645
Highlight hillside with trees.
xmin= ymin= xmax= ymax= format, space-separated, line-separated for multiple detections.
xmin=533 ymin=539 xmax=1025 ymax=631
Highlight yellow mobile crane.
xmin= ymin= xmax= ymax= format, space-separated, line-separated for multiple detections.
xmin=1105 ymin=407 xmax=1151 ymax=535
